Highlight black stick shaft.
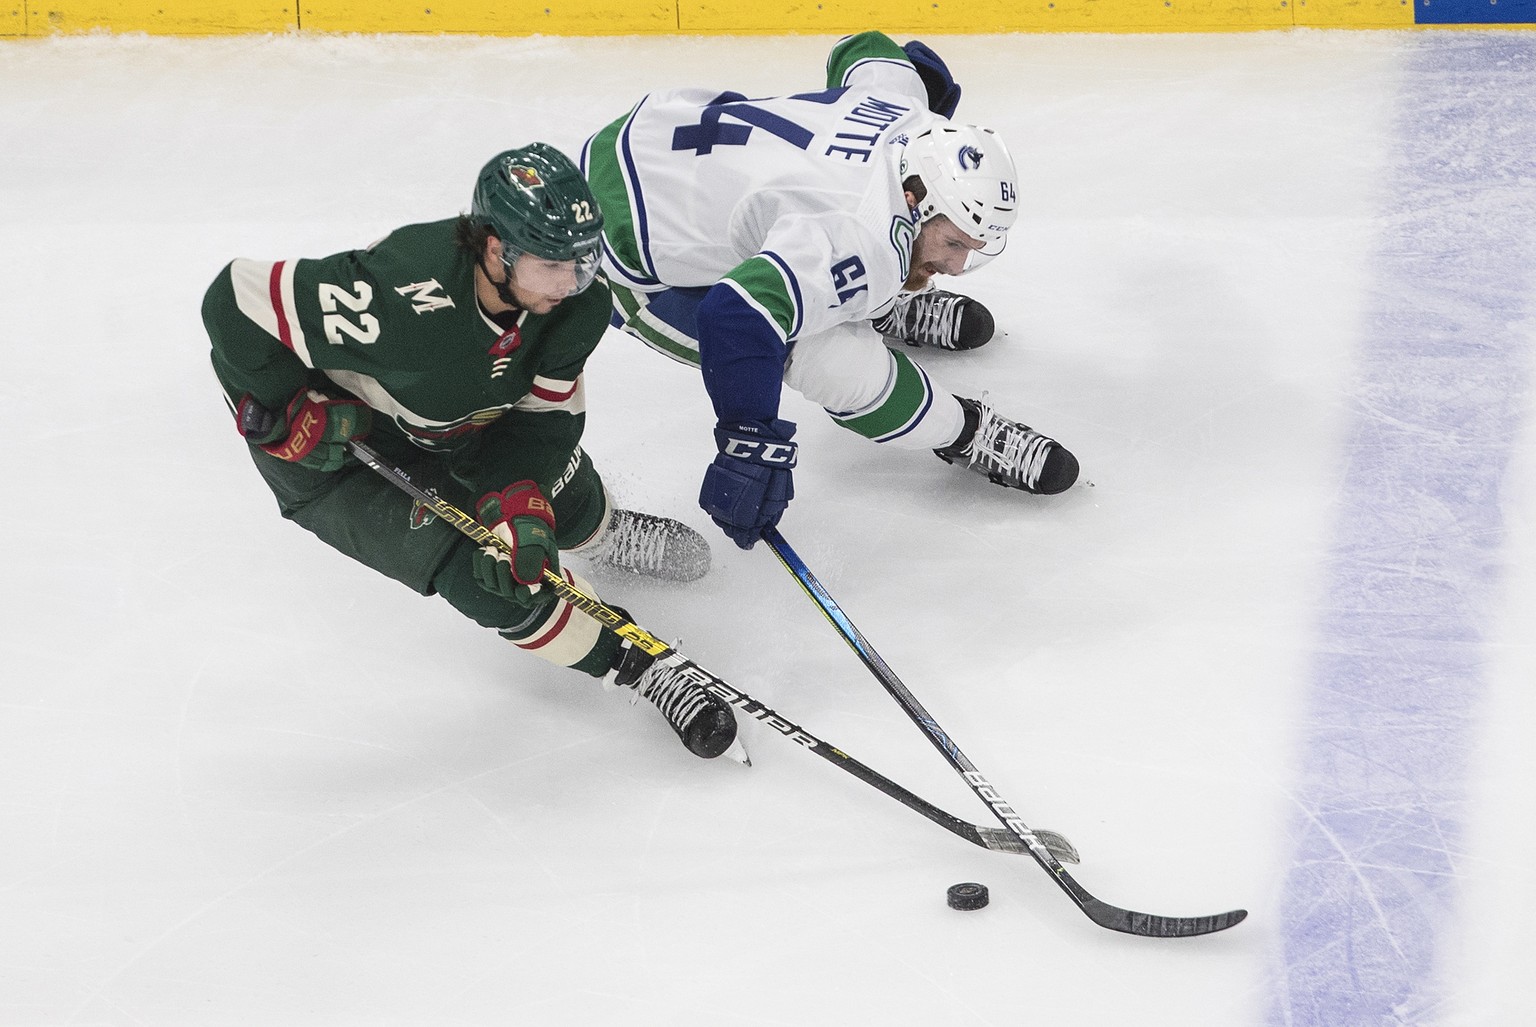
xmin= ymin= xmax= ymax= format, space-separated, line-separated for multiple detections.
xmin=761 ymin=527 xmax=1247 ymax=938
xmin=351 ymin=442 xmax=1240 ymax=934
xmin=343 ymin=441 xmax=1057 ymax=862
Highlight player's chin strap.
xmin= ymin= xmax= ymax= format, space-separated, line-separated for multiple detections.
xmin=479 ymin=252 xmax=524 ymax=310
xmin=759 ymin=526 xmax=1248 ymax=938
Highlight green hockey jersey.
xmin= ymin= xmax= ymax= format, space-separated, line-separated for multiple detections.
xmin=204 ymin=218 xmax=613 ymax=462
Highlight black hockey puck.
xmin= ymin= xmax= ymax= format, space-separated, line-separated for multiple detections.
xmin=946 ymin=882 xmax=989 ymax=911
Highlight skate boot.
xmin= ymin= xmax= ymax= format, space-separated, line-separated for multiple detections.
xmin=585 ymin=509 xmax=711 ymax=582
xmin=935 ymin=396 xmax=1079 ymax=495
xmin=872 ymin=286 xmax=995 ymax=351
xmin=610 ymin=640 xmax=743 ymax=761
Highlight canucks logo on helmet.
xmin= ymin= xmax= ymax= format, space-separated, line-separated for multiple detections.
xmin=901 ymin=124 xmax=1018 ymax=273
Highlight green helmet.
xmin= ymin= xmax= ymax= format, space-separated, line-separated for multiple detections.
xmin=471 ymin=143 xmax=604 ymax=263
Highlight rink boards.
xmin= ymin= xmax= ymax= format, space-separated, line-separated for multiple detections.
xmin=5 ymin=0 xmax=1536 ymax=37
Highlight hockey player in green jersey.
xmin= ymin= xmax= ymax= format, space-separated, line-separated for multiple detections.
xmin=203 ymin=144 xmax=741 ymax=761
xmin=583 ymin=31 xmax=1080 ymax=550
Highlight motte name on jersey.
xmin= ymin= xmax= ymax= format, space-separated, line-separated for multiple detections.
xmin=826 ymin=96 xmax=911 ymax=163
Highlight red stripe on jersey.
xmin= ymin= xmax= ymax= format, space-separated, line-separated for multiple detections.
xmin=531 ymin=380 xmax=578 ymax=403
xmin=513 ymin=571 xmax=577 ymax=651
xmin=268 ymin=261 xmax=294 ymax=351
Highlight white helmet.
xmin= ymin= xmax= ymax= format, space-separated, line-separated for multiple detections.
xmin=900 ymin=124 xmax=1019 ymax=271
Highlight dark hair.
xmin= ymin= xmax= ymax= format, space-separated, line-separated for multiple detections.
xmin=902 ymin=175 xmax=927 ymax=203
xmin=455 ymin=215 xmax=495 ymax=258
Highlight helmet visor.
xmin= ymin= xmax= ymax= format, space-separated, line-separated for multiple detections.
xmin=502 ymin=245 xmax=602 ymax=298
xmin=958 ymin=236 xmax=1006 ymax=275
xmin=917 ymin=209 xmax=1006 ymax=277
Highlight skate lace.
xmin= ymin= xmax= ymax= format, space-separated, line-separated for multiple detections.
xmin=901 ymin=291 xmax=964 ymax=349
xmin=597 ymin=509 xmax=670 ymax=573
xmin=631 ymin=661 xmax=712 ymax=733
xmin=587 ymin=509 xmax=710 ymax=582
xmin=969 ymin=399 xmax=1052 ymax=488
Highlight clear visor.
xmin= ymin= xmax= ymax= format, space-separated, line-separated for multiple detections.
xmin=502 ymin=245 xmax=602 ymax=298
xmin=920 ymin=207 xmax=1008 ymax=276
xmin=958 ymin=236 xmax=1006 ymax=275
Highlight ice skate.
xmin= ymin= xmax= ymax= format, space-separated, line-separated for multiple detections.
xmin=872 ymin=286 xmax=995 ymax=351
xmin=935 ymin=396 xmax=1079 ymax=495
xmin=585 ymin=508 xmax=711 ymax=582
xmin=610 ymin=642 xmax=746 ymax=763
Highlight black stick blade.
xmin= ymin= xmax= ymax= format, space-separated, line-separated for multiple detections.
xmin=1083 ymin=899 xmax=1249 ymax=938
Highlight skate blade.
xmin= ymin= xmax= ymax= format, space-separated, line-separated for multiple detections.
xmin=721 ymin=735 xmax=752 ymax=766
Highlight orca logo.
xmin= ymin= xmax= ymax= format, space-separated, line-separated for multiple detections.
xmin=958 ymin=145 xmax=983 ymax=170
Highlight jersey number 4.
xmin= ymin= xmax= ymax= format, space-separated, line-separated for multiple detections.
xmin=319 ymin=281 xmax=381 ymax=346
xmin=671 ymin=90 xmax=842 ymax=156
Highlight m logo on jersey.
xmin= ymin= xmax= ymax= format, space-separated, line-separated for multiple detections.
xmin=395 ymin=279 xmax=456 ymax=314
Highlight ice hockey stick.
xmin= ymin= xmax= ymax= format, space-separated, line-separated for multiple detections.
xmin=763 ymin=526 xmax=1247 ymax=938
xmin=346 ymin=441 xmax=1248 ymax=932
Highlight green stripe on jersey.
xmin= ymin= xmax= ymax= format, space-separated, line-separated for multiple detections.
xmin=609 ymin=282 xmax=703 ymax=366
xmin=825 ymin=31 xmax=910 ymax=89
xmin=585 ymin=110 xmax=648 ymax=281
xmin=722 ymin=256 xmax=798 ymax=339
xmin=832 ymin=348 xmax=931 ymax=441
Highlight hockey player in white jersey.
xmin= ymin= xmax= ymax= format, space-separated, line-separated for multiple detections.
xmin=582 ymin=31 xmax=1079 ymax=549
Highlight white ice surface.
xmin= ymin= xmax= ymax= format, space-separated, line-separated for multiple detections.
xmin=1 ymin=29 xmax=1532 ymax=1027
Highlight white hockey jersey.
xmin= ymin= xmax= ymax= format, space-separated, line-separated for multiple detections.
xmin=583 ymin=33 xmax=941 ymax=346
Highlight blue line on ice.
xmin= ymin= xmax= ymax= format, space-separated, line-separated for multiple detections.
xmin=1269 ymin=33 xmax=1536 ymax=1027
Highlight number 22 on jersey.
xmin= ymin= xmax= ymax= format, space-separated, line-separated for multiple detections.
xmin=319 ymin=281 xmax=380 ymax=346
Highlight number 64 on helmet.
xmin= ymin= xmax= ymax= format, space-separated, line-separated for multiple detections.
xmin=900 ymin=124 xmax=1019 ymax=275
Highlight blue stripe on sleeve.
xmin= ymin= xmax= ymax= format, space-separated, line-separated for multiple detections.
xmin=697 ymin=283 xmax=788 ymax=424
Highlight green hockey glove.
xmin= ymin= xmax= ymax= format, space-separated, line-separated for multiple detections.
xmin=238 ymin=390 xmax=372 ymax=473
xmin=473 ymin=481 xmax=560 ymax=607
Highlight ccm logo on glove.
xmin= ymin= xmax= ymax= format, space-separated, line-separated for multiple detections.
xmin=721 ymin=438 xmax=798 ymax=465
xmin=700 ymin=418 xmax=799 ymax=550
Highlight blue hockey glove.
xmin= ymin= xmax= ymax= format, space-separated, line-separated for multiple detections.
xmin=699 ymin=418 xmax=798 ymax=550
xmin=903 ymin=40 xmax=962 ymax=119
